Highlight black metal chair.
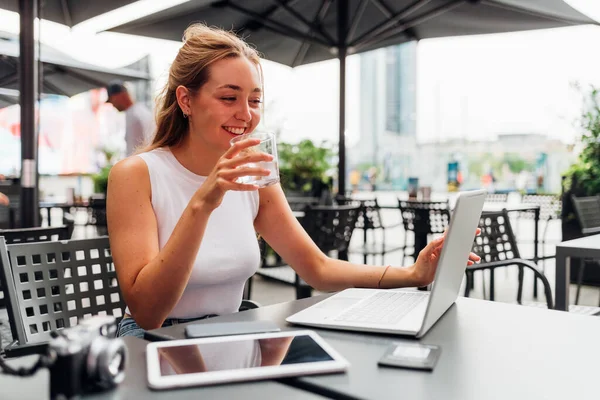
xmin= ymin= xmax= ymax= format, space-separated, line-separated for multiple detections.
xmin=0 ymin=225 xmax=72 ymax=245
xmin=86 ymin=194 xmax=108 ymax=237
xmin=398 ymin=199 xmax=450 ymax=264
xmin=336 ymin=198 xmax=403 ymax=264
xmin=465 ymin=210 xmax=553 ymax=308
xmin=572 ymin=195 xmax=600 ymax=235
xmin=255 ymin=204 xmax=360 ymax=299
xmin=286 ymin=196 xmax=320 ymax=212
xmin=0 ymin=226 xmax=72 ymax=310
xmin=571 ymin=195 xmax=600 ymax=305
xmin=485 ymin=193 xmax=509 ymax=203
xmin=0 ymin=236 xmax=126 ymax=357
xmin=519 ymin=194 xmax=562 ymax=260
xmin=517 ymin=194 xmax=562 ymax=297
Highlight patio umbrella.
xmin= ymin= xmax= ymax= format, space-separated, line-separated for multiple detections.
xmin=0 ymin=32 xmax=150 ymax=97
xmin=0 ymin=0 xmax=138 ymax=27
xmin=107 ymin=0 xmax=597 ymax=193
xmin=0 ymin=0 xmax=141 ymax=227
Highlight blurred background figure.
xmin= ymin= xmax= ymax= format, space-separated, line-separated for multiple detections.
xmin=106 ymin=81 xmax=155 ymax=157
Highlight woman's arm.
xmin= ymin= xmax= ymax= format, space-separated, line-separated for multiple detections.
xmin=108 ymin=140 xmax=274 ymax=330
xmin=254 ymin=185 xmax=478 ymax=291
xmin=107 ymin=157 xmax=213 ymax=330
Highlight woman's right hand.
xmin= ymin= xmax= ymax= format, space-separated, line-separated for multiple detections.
xmin=192 ymin=137 xmax=273 ymax=211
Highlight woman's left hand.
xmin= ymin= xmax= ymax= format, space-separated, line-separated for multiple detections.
xmin=409 ymin=229 xmax=481 ymax=287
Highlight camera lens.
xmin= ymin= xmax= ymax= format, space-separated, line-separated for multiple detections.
xmin=108 ymin=351 xmax=124 ymax=377
xmin=87 ymin=337 xmax=127 ymax=389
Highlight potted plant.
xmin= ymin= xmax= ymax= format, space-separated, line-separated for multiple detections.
xmin=561 ymin=84 xmax=600 ymax=284
xmin=278 ymin=139 xmax=335 ymax=198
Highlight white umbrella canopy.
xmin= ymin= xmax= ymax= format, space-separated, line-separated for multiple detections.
xmin=106 ymin=0 xmax=597 ymax=193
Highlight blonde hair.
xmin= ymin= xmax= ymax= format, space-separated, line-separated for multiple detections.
xmin=142 ymin=24 xmax=262 ymax=152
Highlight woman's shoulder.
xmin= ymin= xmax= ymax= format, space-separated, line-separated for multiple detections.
xmin=110 ymin=155 xmax=150 ymax=182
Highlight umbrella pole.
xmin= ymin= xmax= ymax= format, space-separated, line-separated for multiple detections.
xmin=19 ymin=0 xmax=40 ymax=228
xmin=337 ymin=0 xmax=348 ymax=196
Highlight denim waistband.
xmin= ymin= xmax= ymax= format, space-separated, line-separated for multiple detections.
xmin=122 ymin=313 xmax=219 ymax=326
xmin=163 ymin=314 xmax=219 ymax=325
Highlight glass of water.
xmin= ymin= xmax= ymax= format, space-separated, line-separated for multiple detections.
xmin=229 ymin=131 xmax=279 ymax=188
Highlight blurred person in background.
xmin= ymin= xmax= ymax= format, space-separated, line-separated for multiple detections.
xmin=106 ymin=81 xmax=155 ymax=156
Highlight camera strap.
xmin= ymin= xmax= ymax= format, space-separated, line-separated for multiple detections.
xmin=0 ymin=331 xmax=56 ymax=377
xmin=0 ymin=349 xmax=56 ymax=377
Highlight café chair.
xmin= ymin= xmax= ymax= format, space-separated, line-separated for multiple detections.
xmin=519 ymin=194 xmax=562 ymax=263
xmin=572 ymin=195 xmax=600 ymax=235
xmin=466 ymin=210 xmax=547 ymax=304
xmin=0 ymin=236 xmax=126 ymax=357
xmin=337 ymin=198 xmax=403 ymax=265
xmin=484 ymin=193 xmax=509 ymax=203
xmin=571 ymin=195 xmax=600 ymax=305
xmin=254 ymin=204 xmax=360 ymax=300
xmin=86 ymin=195 xmax=108 ymax=237
xmin=0 ymin=226 xmax=72 ymax=310
xmin=397 ymin=199 xmax=450 ymax=264
xmin=465 ymin=210 xmax=600 ymax=315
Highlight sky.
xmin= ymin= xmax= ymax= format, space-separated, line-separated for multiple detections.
xmin=0 ymin=0 xmax=599 ymax=146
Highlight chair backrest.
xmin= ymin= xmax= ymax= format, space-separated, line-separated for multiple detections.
xmin=87 ymin=195 xmax=107 ymax=227
xmin=473 ymin=210 xmax=522 ymax=262
xmin=571 ymin=195 xmax=600 ymax=235
xmin=286 ymin=196 xmax=320 ymax=212
xmin=0 ymin=226 xmax=72 ymax=309
xmin=0 ymin=225 xmax=71 ymax=245
xmin=300 ymin=204 xmax=361 ymax=257
xmin=485 ymin=193 xmax=509 ymax=203
xmin=0 ymin=236 xmax=125 ymax=346
xmin=336 ymin=198 xmax=383 ymax=230
xmin=521 ymin=194 xmax=562 ymax=221
xmin=398 ymin=200 xmax=450 ymax=235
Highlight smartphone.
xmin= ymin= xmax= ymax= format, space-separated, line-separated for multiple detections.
xmin=378 ymin=342 xmax=441 ymax=371
xmin=184 ymin=320 xmax=281 ymax=339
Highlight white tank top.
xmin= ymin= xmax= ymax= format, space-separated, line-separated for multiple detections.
xmin=133 ymin=148 xmax=261 ymax=319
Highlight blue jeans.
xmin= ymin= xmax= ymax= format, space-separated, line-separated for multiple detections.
xmin=116 ymin=314 xmax=218 ymax=339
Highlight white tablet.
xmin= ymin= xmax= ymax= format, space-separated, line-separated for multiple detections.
xmin=146 ymin=329 xmax=348 ymax=390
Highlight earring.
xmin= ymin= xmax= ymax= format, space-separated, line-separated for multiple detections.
xmin=182 ymin=111 xmax=188 ymax=118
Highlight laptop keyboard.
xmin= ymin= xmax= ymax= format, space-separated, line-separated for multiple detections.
xmin=334 ymin=291 xmax=427 ymax=325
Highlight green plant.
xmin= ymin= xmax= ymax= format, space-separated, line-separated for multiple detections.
xmin=278 ymin=139 xmax=335 ymax=194
xmin=91 ymin=146 xmax=117 ymax=194
xmin=563 ymin=84 xmax=600 ymax=196
xmin=92 ymin=165 xmax=111 ymax=194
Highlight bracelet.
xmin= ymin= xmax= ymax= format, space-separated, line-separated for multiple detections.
xmin=377 ymin=265 xmax=392 ymax=289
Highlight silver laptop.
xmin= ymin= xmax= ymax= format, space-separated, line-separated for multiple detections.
xmin=286 ymin=189 xmax=486 ymax=338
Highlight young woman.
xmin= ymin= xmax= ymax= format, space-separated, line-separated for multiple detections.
xmin=107 ymin=24 xmax=479 ymax=338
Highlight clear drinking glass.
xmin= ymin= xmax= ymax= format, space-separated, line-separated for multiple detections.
xmin=229 ymin=131 xmax=280 ymax=188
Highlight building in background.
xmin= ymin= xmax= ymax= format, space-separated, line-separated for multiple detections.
xmin=351 ymin=41 xmax=573 ymax=194
xmin=350 ymin=41 xmax=418 ymax=190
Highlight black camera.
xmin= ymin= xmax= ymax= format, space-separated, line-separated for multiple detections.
xmin=47 ymin=315 xmax=127 ymax=400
